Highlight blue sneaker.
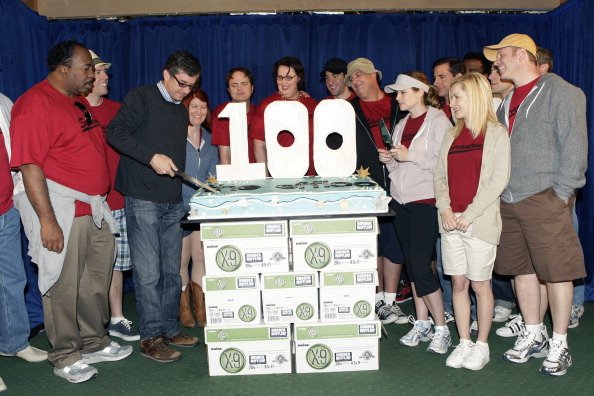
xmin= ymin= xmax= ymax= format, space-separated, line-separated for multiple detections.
xmin=108 ymin=318 xmax=140 ymax=341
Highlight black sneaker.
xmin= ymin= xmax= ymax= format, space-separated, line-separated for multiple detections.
xmin=375 ymin=300 xmax=397 ymax=324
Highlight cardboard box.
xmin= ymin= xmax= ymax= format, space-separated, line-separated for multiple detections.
xmin=203 ymin=274 xmax=261 ymax=326
xmin=261 ymin=272 xmax=319 ymax=324
xmin=290 ymin=218 xmax=378 ymax=272
xmin=319 ymin=270 xmax=377 ymax=322
xmin=294 ymin=321 xmax=381 ymax=373
xmin=201 ymin=221 xmax=289 ymax=275
xmin=205 ymin=324 xmax=292 ymax=376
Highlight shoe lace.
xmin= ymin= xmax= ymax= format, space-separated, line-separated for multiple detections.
xmin=546 ymin=339 xmax=564 ymax=362
xmin=389 ymin=304 xmax=403 ymax=316
xmin=120 ymin=319 xmax=133 ymax=330
xmin=513 ymin=330 xmax=534 ymax=349
xmin=377 ymin=304 xmax=392 ymax=317
xmin=430 ymin=328 xmax=449 ymax=342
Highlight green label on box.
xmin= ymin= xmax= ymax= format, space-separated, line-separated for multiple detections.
xmin=263 ymin=274 xmax=315 ymax=289
xmin=204 ymin=276 xmax=258 ymax=292
xmin=238 ymin=305 xmax=257 ymax=322
xmin=216 ymin=245 xmax=242 ymax=272
xmin=304 ymin=242 xmax=331 ymax=269
xmin=206 ymin=326 xmax=289 ymax=343
xmin=295 ymin=323 xmax=380 ymax=340
xmin=202 ymin=222 xmax=286 ymax=239
xmin=220 ymin=348 xmax=246 ymax=373
xmin=306 ymin=344 xmax=333 ymax=369
xmin=296 ymin=303 xmax=315 ymax=320
xmin=291 ymin=218 xmax=376 ymax=235
xmin=322 ymin=271 xmax=375 ymax=286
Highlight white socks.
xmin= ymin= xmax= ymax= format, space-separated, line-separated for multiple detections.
xmin=385 ymin=292 xmax=397 ymax=305
xmin=375 ymin=292 xmax=385 ymax=304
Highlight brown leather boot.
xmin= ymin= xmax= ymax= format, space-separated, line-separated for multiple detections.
xmin=191 ymin=281 xmax=207 ymax=327
xmin=179 ymin=286 xmax=196 ymax=328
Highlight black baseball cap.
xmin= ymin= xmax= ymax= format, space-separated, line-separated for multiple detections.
xmin=320 ymin=58 xmax=348 ymax=81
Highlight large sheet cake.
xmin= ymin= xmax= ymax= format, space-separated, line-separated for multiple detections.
xmin=188 ymin=175 xmax=390 ymax=220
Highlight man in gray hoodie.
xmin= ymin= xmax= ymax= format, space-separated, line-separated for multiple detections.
xmin=483 ymin=34 xmax=587 ymax=376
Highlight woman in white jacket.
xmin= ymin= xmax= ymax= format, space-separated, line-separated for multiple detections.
xmin=434 ymin=72 xmax=510 ymax=370
xmin=379 ymin=72 xmax=451 ymax=355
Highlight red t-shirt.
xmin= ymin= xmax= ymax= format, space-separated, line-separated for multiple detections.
xmin=447 ymin=125 xmax=485 ymax=213
xmin=400 ymin=112 xmax=427 ymax=149
xmin=359 ymin=95 xmax=392 ymax=150
xmin=324 ymin=91 xmax=357 ymax=101
xmin=508 ymin=76 xmax=540 ymax=134
xmin=0 ymin=129 xmax=13 ymax=215
xmin=10 ymin=80 xmax=110 ymax=217
xmin=441 ymin=103 xmax=453 ymax=122
xmin=211 ymin=101 xmax=257 ymax=163
xmin=85 ymin=97 xmax=124 ymax=210
xmin=249 ymin=92 xmax=318 ymax=176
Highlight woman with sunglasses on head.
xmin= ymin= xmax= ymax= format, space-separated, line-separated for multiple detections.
xmin=378 ymin=71 xmax=451 ymax=355
xmin=434 ymin=72 xmax=510 ymax=370
xmin=178 ymin=89 xmax=218 ymax=328
xmin=250 ymin=56 xmax=317 ymax=176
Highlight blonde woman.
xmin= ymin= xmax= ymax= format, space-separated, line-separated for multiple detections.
xmin=379 ymin=71 xmax=450 ymax=354
xmin=434 ymin=73 xmax=510 ymax=370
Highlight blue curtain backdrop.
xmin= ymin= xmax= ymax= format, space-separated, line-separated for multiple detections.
xmin=0 ymin=0 xmax=592 ymax=300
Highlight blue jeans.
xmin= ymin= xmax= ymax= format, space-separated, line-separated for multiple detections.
xmin=126 ymin=197 xmax=184 ymax=340
xmin=492 ymin=274 xmax=516 ymax=310
xmin=0 ymin=207 xmax=30 ymax=354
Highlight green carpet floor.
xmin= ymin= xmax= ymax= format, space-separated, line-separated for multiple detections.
xmin=2 ymin=295 xmax=593 ymax=395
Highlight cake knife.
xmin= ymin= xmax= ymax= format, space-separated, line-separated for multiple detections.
xmin=174 ymin=170 xmax=219 ymax=194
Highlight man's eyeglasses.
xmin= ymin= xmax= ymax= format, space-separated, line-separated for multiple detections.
xmin=74 ymin=101 xmax=94 ymax=126
xmin=276 ymin=74 xmax=297 ymax=82
xmin=172 ymin=73 xmax=198 ymax=91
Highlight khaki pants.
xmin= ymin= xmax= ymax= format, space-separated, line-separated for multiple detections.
xmin=42 ymin=216 xmax=115 ymax=368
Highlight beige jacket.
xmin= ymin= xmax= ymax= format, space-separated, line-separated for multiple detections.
xmin=434 ymin=122 xmax=511 ymax=245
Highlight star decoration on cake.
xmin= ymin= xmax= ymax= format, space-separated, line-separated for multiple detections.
xmin=339 ymin=199 xmax=350 ymax=211
xmin=316 ymin=200 xmax=326 ymax=208
xmin=207 ymin=174 xmax=218 ymax=184
xmin=356 ymin=166 xmax=370 ymax=178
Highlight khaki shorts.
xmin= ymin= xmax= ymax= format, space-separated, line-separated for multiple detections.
xmin=442 ymin=223 xmax=496 ymax=281
xmin=495 ymin=187 xmax=585 ymax=282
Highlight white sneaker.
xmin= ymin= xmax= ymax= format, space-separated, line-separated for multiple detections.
xmin=446 ymin=339 xmax=474 ymax=368
xmin=463 ymin=342 xmax=490 ymax=370
xmin=54 ymin=360 xmax=98 ymax=383
xmin=502 ymin=330 xmax=548 ymax=363
xmin=540 ymin=339 xmax=572 ymax=376
xmin=496 ymin=314 xmax=524 ymax=337
xmin=493 ymin=306 xmax=512 ymax=322
xmin=0 ymin=376 xmax=6 ymax=392
xmin=427 ymin=326 xmax=451 ymax=354
xmin=81 ymin=341 xmax=133 ymax=364
xmin=400 ymin=317 xmax=433 ymax=347
xmin=0 ymin=345 xmax=47 ymax=362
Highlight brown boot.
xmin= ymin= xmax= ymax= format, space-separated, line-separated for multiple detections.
xmin=179 ymin=286 xmax=196 ymax=328
xmin=191 ymin=281 xmax=207 ymax=327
